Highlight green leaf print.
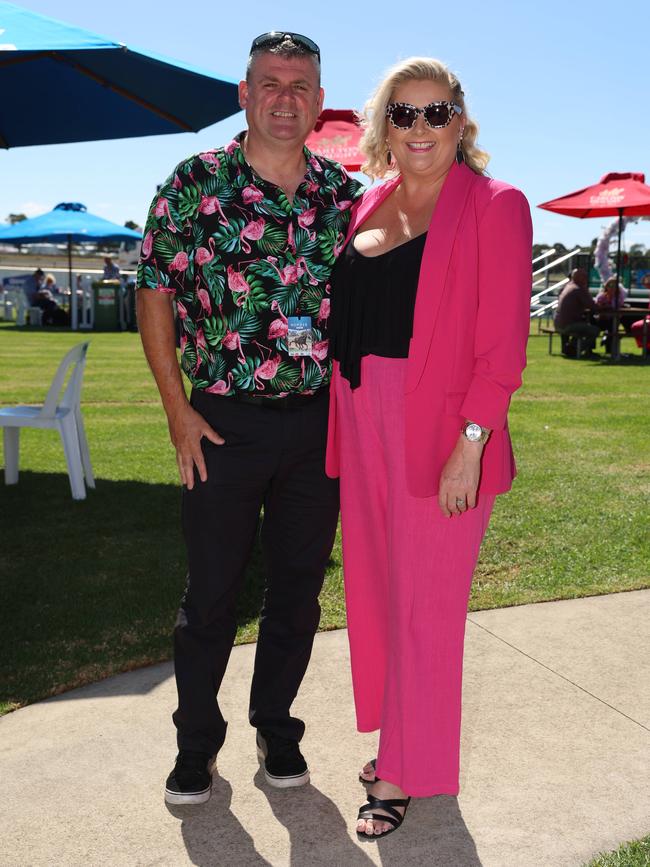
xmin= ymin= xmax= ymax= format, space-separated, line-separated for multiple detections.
xmin=182 ymin=317 xmax=196 ymax=337
xmin=298 ymin=285 xmax=324 ymax=317
xmin=252 ymin=198 xmax=292 ymax=221
xmin=268 ymin=283 xmax=300 ymax=315
xmin=178 ymin=160 xmax=195 ymax=177
xmin=242 ymin=278 xmax=271 ymax=314
xmin=201 ymin=174 xmax=237 ymax=204
xmin=207 ymin=354 xmax=227 ymax=382
xmin=137 ymin=263 xmax=159 ymax=290
xmin=300 ymin=358 xmax=323 ymax=391
xmin=202 ymin=261 xmax=225 ymax=306
xmin=322 ymin=205 xmax=349 ymax=229
xmin=227 ymin=308 xmax=261 ymax=342
xmin=256 ymin=225 xmax=287 ymax=257
xmin=301 ymin=261 xmax=332 ymax=284
xmin=178 ymin=185 xmax=201 ymax=221
xmin=158 ymin=185 xmax=183 ymax=230
xmin=185 ymin=257 xmax=195 ymax=287
xmin=270 ymin=361 xmax=301 ymax=393
xmin=153 ymin=230 xmax=185 ymax=264
xmin=203 ymin=315 xmax=227 ymax=349
xmin=318 ymin=227 xmax=340 ymax=266
xmin=247 ymin=259 xmax=286 ymax=286
xmin=323 ymin=167 xmax=343 ymax=187
xmin=231 ymin=356 xmax=259 ymax=392
xmin=211 ymin=218 xmax=245 ymax=253
xmin=181 ymin=343 xmax=197 ymax=373
xmin=293 ymin=227 xmax=319 ymax=258
xmin=177 ymin=288 xmax=194 ymax=308
xmin=192 ymin=223 xmax=206 ymax=249
xmin=275 ymin=189 xmax=294 ymax=216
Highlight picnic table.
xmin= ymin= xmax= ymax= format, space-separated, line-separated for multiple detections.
xmin=596 ymin=305 xmax=650 ymax=361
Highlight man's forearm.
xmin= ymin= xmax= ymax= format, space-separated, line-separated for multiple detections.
xmin=136 ymin=289 xmax=188 ymax=419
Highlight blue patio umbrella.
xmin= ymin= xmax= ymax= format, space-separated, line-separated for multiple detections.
xmin=0 ymin=1 xmax=241 ymax=148
xmin=0 ymin=202 xmax=142 ymax=327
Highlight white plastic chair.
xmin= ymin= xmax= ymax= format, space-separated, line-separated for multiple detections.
xmin=0 ymin=342 xmax=95 ymax=500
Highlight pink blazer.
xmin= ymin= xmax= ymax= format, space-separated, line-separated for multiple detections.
xmin=325 ymin=161 xmax=533 ymax=498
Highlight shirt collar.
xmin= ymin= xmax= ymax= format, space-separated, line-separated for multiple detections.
xmin=230 ymin=130 xmax=321 ymax=189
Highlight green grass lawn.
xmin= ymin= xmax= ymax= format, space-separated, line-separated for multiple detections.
xmin=585 ymin=836 xmax=650 ymax=867
xmin=0 ymin=323 xmax=648 ymax=714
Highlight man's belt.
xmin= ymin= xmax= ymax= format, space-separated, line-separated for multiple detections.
xmin=228 ymin=388 xmax=328 ymax=410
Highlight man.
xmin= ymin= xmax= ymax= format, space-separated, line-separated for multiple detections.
xmin=27 ymin=268 xmax=45 ymax=304
xmin=136 ymin=32 xmax=362 ymax=805
xmin=554 ymin=267 xmax=599 ymax=356
xmin=103 ymin=256 xmax=120 ymax=280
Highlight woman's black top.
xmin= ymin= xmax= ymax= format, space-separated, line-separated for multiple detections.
xmin=329 ymin=232 xmax=427 ymax=389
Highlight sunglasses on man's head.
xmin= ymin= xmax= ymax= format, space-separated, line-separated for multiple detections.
xmin=250 ymin=32 xmax=321 ymax=60
xmin=386 ymin=100 xmax=463 ymax=130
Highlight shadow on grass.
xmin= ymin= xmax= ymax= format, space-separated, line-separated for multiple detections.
xmin=0 ymin=472 xmax=267 ymax=710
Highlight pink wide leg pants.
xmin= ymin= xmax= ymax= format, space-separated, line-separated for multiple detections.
xmin=336 ymin=356 xmax=494 ymax=797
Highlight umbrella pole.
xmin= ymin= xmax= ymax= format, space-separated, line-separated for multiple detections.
xmin=615 ymin=209 xmax=623 ymax=298
xmin=68 ymin=235 xmax=78 ymax=331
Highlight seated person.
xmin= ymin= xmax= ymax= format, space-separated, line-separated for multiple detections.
xmin=44 ymin=273 xmax=59 ymax=296
xmin=595 ymin=276 xmax=627 ymax=308
xmin=596 ymin=277 xmax=636 ymax=345
xmin=33 ymin=288 xmax=70 ymax=326
xmin=553 ymin=268 xmax=599 ymax=356
xmin=630 ymin=301 xmax=650 ymax=350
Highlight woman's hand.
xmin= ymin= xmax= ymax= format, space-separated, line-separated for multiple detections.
xmin=438 ymin=435 xmax=485 ymax=517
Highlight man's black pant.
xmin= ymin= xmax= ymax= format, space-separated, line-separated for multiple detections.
xmin=173 ymin=388 xmax=339 ymax=756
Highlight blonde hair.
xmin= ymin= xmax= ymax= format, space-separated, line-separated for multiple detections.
xmin=359 ymin=57 xmax=489 ymax=180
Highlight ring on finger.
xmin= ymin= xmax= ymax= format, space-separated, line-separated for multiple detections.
xmin=455 ymin=497 xmax=466 ymax=508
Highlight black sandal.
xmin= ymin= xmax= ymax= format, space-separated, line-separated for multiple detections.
xmin=358 ymin=757 xmax=381 ymax=784
xmin=356 ymin=793 xmax=411 ymax=840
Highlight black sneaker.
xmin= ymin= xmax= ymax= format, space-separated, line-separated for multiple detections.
xmin=164 ymin=750 xmax=216 ymax=805
xmin=256 ymin=731 xmax=310 ymax=788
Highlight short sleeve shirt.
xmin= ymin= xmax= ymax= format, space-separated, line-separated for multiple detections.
xmin=136 ymin=133 xmax=364 ymax=396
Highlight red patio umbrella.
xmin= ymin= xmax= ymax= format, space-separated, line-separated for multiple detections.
xmin=538 ymin=172 xmax=650 ymax=290
xmin=306 ymin=109 xmax=363 ymax=171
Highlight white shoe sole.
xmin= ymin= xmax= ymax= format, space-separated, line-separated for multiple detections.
xmin=164 ymin=786 xmax=211 ymax=805
xmin=164 ymin=758 xmax=216 ymax=805
xmin=256 ymin=745 xmax=310 ymax=788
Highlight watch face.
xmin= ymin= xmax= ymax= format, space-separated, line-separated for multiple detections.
xmin=465 ymin=423 xmax=482 ymax=442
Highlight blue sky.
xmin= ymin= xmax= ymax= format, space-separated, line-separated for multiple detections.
xmin=2 ymin=0 xmax=650 ymax=249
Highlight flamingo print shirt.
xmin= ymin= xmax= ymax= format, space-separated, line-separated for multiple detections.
xmin=136 ymin=133 xmax=363 ymax=397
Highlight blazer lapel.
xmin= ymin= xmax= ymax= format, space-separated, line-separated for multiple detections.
xmin=344 ymin=176 xmax=401 ymax=245
xmin=405 ymin=162 xmax=477 ymax=393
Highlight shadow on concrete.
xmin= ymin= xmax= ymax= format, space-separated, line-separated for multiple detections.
xmin=372 ymin=795 xmax=483 ymax=865
xmin=253 ymin=768 xmax=376 ymax=866
xmin=169 ymin=775 xmax=271 ymax=866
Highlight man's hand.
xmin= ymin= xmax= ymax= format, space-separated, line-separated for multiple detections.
xmin=168 ymin=403 xmax=224 ymax=489
xmin=438 ymin=436 xmax=484 ymax=518
xmin=136 ymin=288 xmax=224 ymax=489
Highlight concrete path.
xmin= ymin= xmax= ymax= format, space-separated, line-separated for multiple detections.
xmin=1 ymin=590 xmax=649 ymax=867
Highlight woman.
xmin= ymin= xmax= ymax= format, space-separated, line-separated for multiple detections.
xmin=596 ymin=277 xmax=633 ymax=350
xmin=326 ymin=57 xmax=532 ymax=839
xmin=596 ymin=276 xmax=627 ymax=308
